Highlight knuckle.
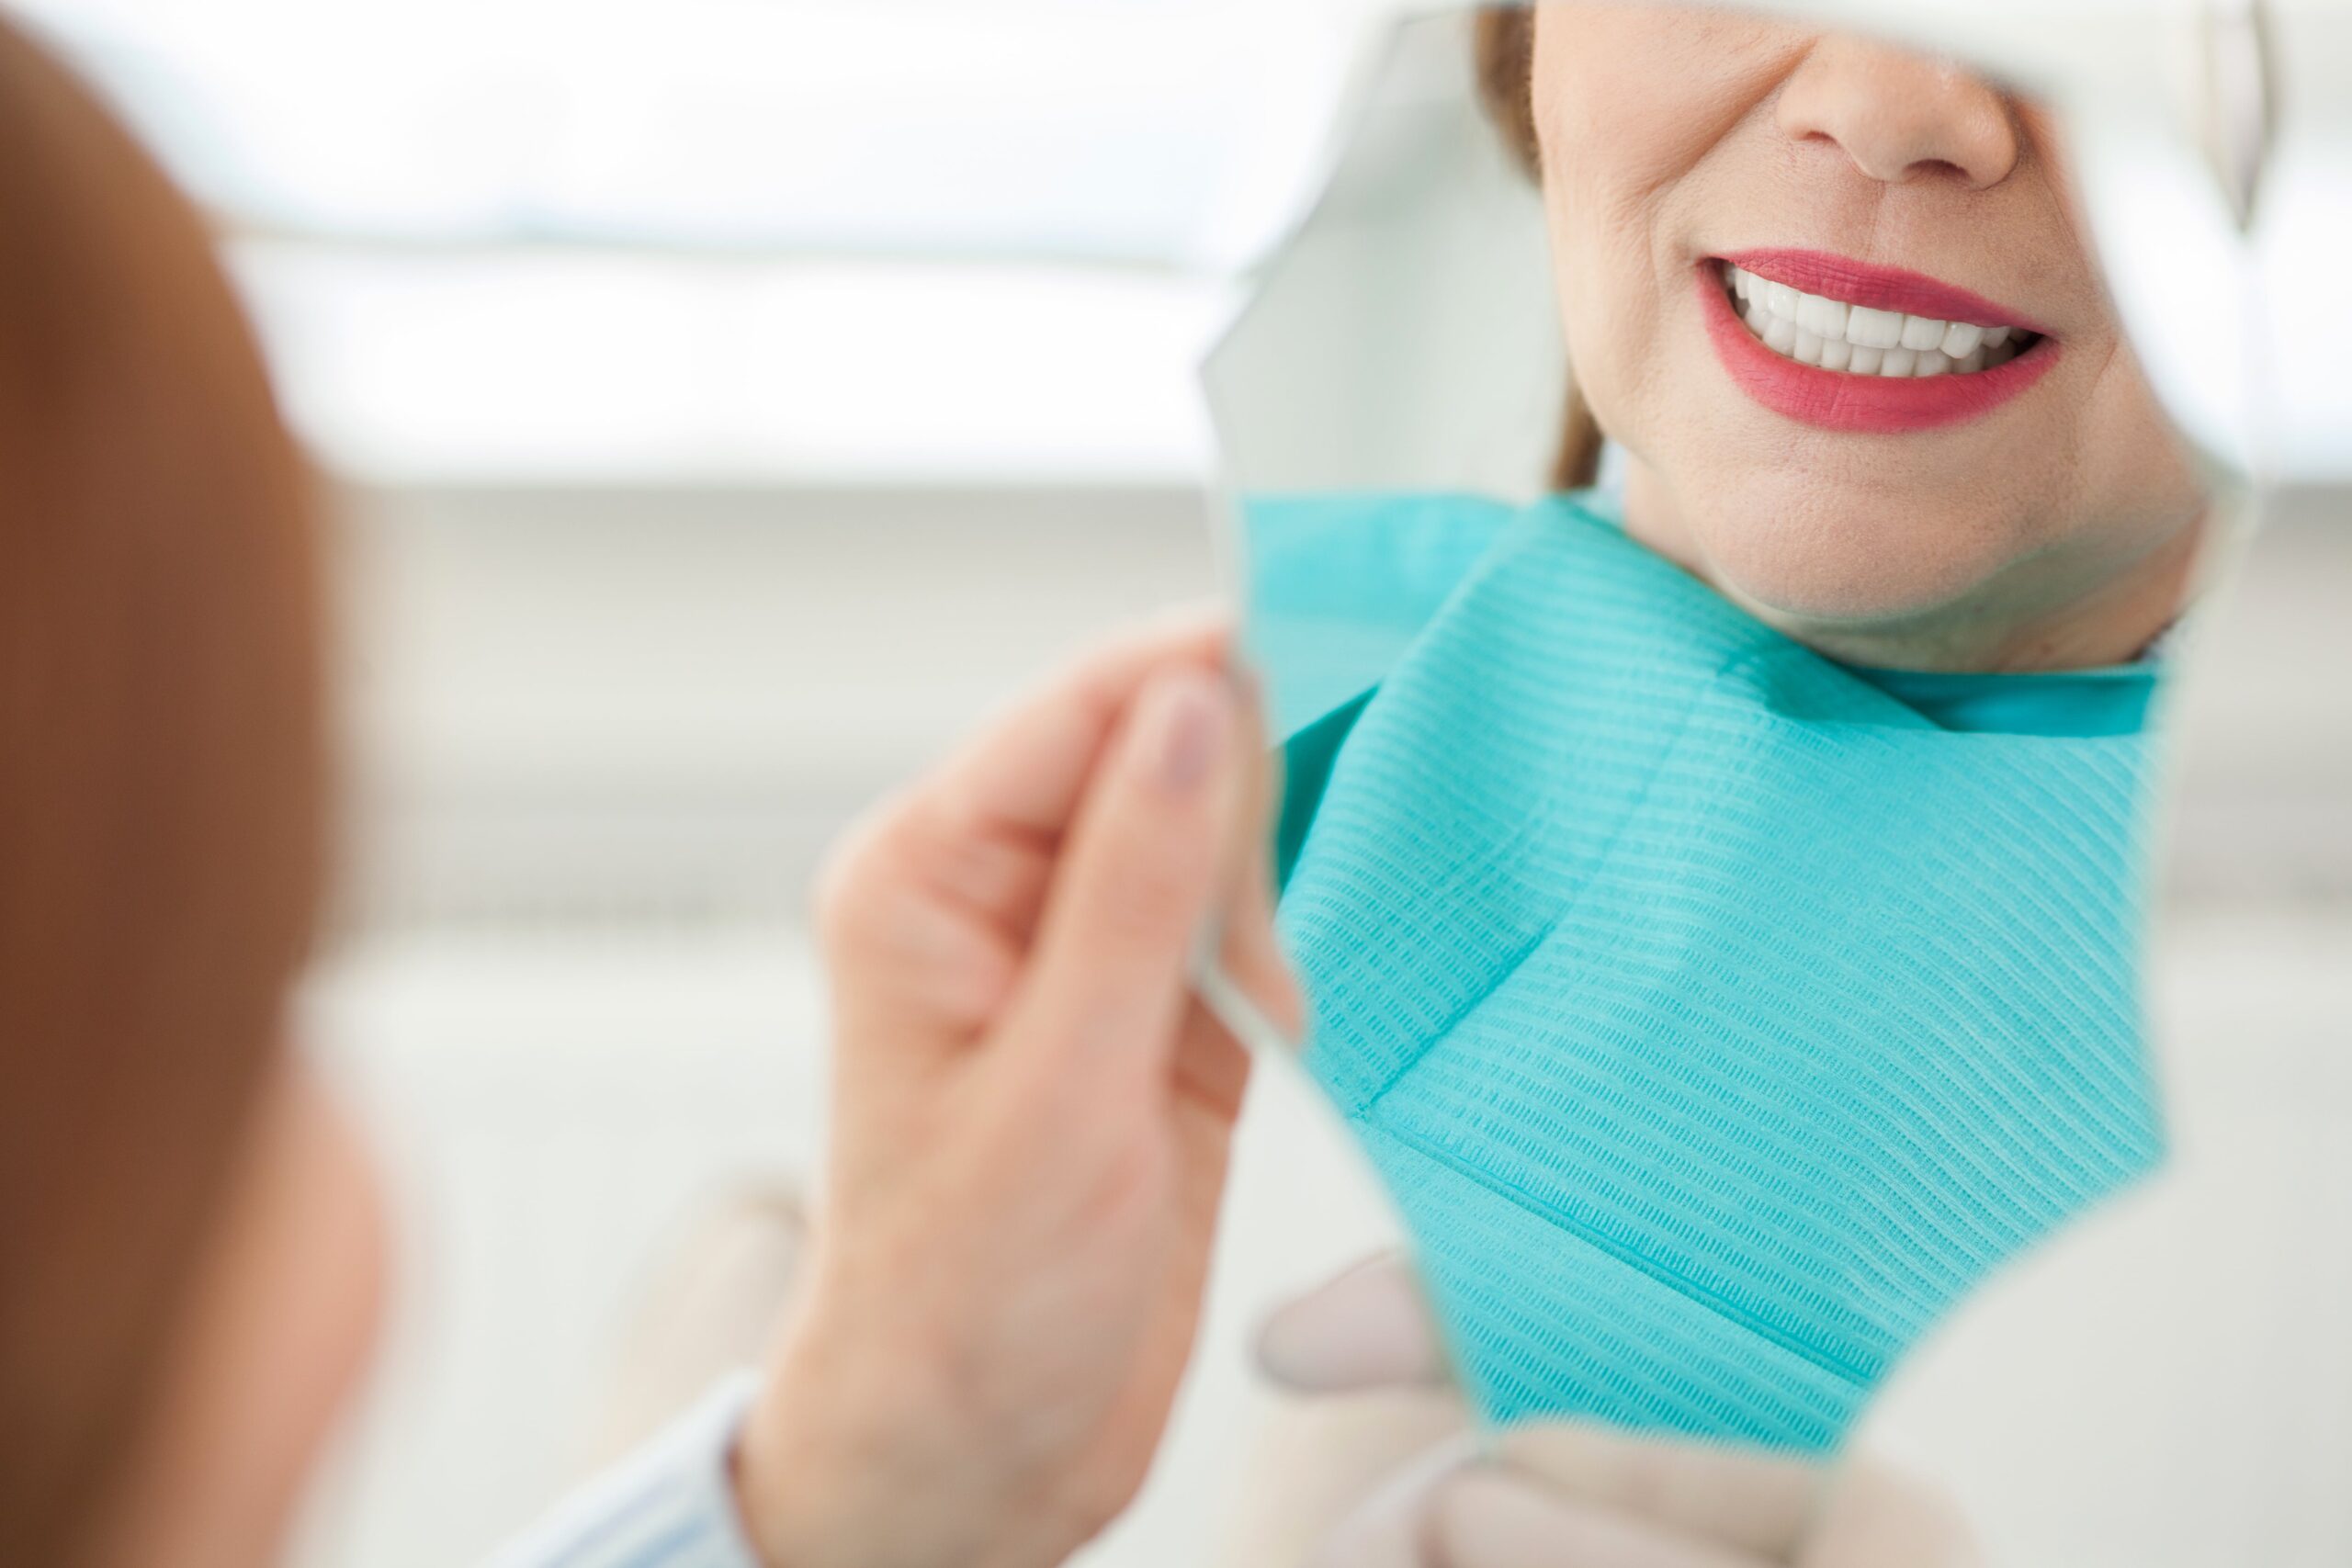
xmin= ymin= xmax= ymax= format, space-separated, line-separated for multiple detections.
xmin=1099 ymin=835 xmax=1211 ymax=943
xmin=1061 ymin=1117 xmax=1165 ymax=1235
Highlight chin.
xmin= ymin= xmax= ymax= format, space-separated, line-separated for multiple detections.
xmin=1688 ymin=498 xmax=2023 ymax=632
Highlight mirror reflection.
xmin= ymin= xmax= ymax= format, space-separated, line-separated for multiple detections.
xmin=1210 ymin=3 xmax=2260 ymax=1559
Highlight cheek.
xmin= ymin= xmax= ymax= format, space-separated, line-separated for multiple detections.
xmin=97 ymin=1071 xmax=390 ymax=1568
xmin=241 ymin=1094 xmax=390 ymax=1527
xmin=2070 ymin=344 xmax=2209 ymax=534
xmin=1534 ymin=6 xmax=1790 ymax=194
xmin=1532 ymin=7 xmax=1798 ymax=437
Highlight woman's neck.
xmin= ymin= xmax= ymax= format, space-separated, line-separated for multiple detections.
xmin=1618 ymin=469 xmax=2207 ymax=673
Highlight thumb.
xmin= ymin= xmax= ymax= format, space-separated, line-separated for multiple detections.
xmin=1256 ymin=1250 xmax=1451 ymax=1393
xmin=993 ymin=663 xmax=1243 ymax=1089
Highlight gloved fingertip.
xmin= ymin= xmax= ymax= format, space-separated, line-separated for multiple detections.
xmin=1302 ymin=1436 xmax=1482 ymax=1568
xmin=1427 ymin=1470 xmax=1581 ymax=1568
xmin=1430 ymin=1465 xmax=1764 ymax=1568
xmin=1253 ymin=1252 xmax=1447 ymax=1392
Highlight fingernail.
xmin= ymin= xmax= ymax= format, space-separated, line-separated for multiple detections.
xmin=1150 ymin=673 xmax=1230 ymax=793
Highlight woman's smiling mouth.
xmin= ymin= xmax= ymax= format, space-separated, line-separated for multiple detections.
xmin=1724 ymin=261 xmax=2036 ymax=376
xmin=1698 ymin=248 xmax=2059 ymax=433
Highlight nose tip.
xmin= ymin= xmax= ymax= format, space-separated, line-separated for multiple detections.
xmin=1775 ymin=37 xmax=2019 ymax=191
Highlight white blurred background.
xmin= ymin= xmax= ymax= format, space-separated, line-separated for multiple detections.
xmin=13 ymin=2 xmax=2350 ymax=1563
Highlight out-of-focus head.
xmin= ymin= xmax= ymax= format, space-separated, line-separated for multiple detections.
xmin=1481 ymin=4 xmax=2208 ymax=671
xmin=0 ymin=17 xmax=377 ymax=1568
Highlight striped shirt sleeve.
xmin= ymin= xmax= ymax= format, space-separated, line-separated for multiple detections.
xmin=484 ymin=1371 xmax=767 ymax=1568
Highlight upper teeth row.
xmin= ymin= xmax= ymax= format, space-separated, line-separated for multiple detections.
xmin=1725 ymin=263 xmax=2023 ymax=377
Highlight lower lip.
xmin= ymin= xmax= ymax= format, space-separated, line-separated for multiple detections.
xmin=1697 ymin=266 xmax=2057 ymax=434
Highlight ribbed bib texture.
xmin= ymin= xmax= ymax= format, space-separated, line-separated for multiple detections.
xmin=1269 ymin=493 xmax=2166 ymax=1451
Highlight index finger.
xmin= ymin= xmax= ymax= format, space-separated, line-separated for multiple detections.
xmin=886 ymin=604 xmax=1235 ymax=917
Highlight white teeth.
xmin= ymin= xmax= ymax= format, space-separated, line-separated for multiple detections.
xmin=1846 ymin=306 xmax=1905 ymax=349
xmin=1720 ymin=263 xmax=2030 ymax=379
xmin=1797 ymin=294 xmax=1849 ymax=341
xmin=1899 ymin=313 xmax=1946 ymax=351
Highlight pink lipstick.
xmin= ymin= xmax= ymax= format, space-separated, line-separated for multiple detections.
xmin=1699 ymin=249 xmax=2058 ymax=434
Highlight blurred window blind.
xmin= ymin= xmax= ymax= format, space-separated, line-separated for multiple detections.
xmin=19 ymin=0 xmax=1364 ymax=482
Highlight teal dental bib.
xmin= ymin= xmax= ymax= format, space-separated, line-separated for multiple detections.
xmin=1253 ymin=491 xmax=2167 ymax=1452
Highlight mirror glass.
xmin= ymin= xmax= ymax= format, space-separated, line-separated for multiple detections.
xmin=1202 ymin=5 xmax=2290 ymax=1561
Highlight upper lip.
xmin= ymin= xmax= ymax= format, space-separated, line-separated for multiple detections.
xmin=1713 ymin=247 xmax=2052 ymax=337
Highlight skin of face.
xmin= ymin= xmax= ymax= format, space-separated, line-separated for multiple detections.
xmin=87 ymin=1062 xmax=389 ymax=1568
xmin=1530 ymin=3 xmax=2211 ymax=671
